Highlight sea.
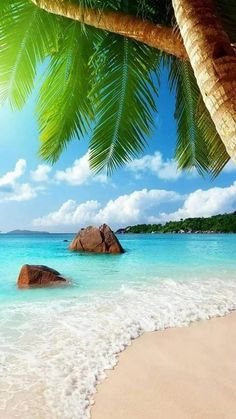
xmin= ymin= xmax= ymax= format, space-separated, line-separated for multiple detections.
xmin=0 ymin=233 xmax=236 ymax=418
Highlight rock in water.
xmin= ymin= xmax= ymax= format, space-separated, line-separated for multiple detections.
xmin=69 ymin=224 xmax=124 ymax=254
xmin=17 ymin=265 xmax=67 ymax=288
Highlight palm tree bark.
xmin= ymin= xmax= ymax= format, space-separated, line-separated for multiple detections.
xmin=30 ymin=0 xmax=187 ymax=60
xmin=172 ymin=0 xmax=236 ymax=163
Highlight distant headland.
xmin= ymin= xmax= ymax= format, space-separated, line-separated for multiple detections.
xmin=5 ymin=229 xmax=51 ymax=235
xmin=116 ymin=212 xmax=236 ymax=234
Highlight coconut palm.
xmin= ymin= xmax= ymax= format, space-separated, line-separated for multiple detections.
xmin=0 ymin=0 xmax=235 ymax=176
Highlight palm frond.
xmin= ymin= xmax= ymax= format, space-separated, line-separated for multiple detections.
xmin=0 ymin=0 xmax=58 ymax=109
xmin=0 ymin=0 xmax=232 ymax=177
xmin=197 ymin=96 xmax=230 ymax=177
xmin=89 ymin=34 xmax=160 ymax=173
xmin=0 ymin=0 xmax=11 ymax=13
xmin=74 ymin=0 xmax=121 ymax=10
xmin=168 ymin=57 xmax=230 ymax=176
xmin=38 ymin=21 xmax=95 ymax=163
xmin=215 ymin=0 xmax=236 ymax=43
xmin=73 ymin=0 xmax=174 ymax=24
xmin=169 ymin=59 xmax=210 ymax=175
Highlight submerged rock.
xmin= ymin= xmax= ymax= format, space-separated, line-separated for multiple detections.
xmin=17 ymin=265 xmax=67 ymax=288
xmin=69 ymin=224 xmax=124 ymax=254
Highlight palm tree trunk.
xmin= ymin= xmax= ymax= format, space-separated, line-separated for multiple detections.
xmin=172 ymin=0 xmax=236 ymax=162
xmin=30 ymin=0 xmax=187 ymax=60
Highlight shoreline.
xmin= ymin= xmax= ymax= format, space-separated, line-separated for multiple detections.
xmin=91 ymin=311 xmax=236 ymax=419
xmin=117 ymin=232 xmax=236 ymax=235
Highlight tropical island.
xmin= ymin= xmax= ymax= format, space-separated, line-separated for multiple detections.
xmin=116 ymin=212 xmax=236 ymax=234
xmin=0 ymin=0 xmax=236 ymax=419
xmin=5 ymin=229 xmax=51 ymax=235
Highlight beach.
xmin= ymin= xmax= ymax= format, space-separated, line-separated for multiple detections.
xmin=1 ymin=233 xmax=236 ymax=418
xmin=1 ymin=1 xmax=236 ymax=416
xmin=92 ymin=311 xmax=236 ymax=419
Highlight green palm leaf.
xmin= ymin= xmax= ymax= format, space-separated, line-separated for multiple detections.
xmin=0 ymin=0 xmax=233 ymax=177
xmin=197 ymin=96 xmax=230 ymax=177
xmin=0 ymin=0 xmax=10 ymax=13
xmin=168 ymin=58 xmax=230 ymax=176
xmin=73 ymin=0 xmax=173 ymax=25
xmin=215 ymin=0 xmax=236 ymax=43
xmin=89 ymin=34 xmax=160 ymax=173
xmin=38 ymin=21 xmax=95 ymax=163
xmin=169 ymin=59 xmax=210 ymax=175
xmin=0 ymin=0 xmax=58 ymax=109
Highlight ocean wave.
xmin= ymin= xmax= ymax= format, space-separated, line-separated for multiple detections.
xmin=1 ymin=276 xmax=236 ymax=418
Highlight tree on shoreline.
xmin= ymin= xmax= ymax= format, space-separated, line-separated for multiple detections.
xmin=0 ymin=0 xmax=235 ymax=176
xmin=117 ymin=212 xmax=236 ymax=234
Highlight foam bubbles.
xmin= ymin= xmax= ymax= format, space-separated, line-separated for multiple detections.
xmin=1 ymin=276 xmax=236 ymax=418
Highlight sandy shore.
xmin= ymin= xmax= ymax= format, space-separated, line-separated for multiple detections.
xmin=92 ymin=312 xmax=236 ymax=419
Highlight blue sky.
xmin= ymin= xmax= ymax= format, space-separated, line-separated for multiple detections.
xmin=0 ymin=69 xmax=236 ymax=232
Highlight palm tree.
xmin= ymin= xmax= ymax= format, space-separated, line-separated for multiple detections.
xmin=0 ymin=0 xmax=235 ymax=176
xmin=172 ymin=0 xmax=236 ymax=169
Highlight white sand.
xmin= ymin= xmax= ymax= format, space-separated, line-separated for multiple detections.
xmin=92 ymin=312 xmax=236 ymax=419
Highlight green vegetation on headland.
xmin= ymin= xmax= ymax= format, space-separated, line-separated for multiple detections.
xmin=116 ymin=212 xmax=236 ymax=234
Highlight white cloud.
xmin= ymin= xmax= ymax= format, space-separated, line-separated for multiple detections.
xmin=127 ymin=151 xmax=181 ymax=180
xmin=55 ymin=152 xmax=107 ymax=186
xmin=33 ymin=182 xmax=236 ymax=229
xmin=158 ymin=181 xmax=236 ymax=222
xmin=33 ymin=188 xmax=181 ymax=228
xmin=95 ymin=189 xmax=181 ymax=225
xmin=33 ymin=199 xmax=101 ymax=227
xmin=0 ymin=159 xmax=41 ymax=202
xmin=31 ymin=164 xmax=52 ymax=182
xmin=0 ymin=159 xmax=26 ymax=187
xmin=4 ymin=183 xmax=39 ymax=202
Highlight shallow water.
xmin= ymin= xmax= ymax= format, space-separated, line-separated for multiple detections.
xmin=0 ymin=233 xmax=236 ymax=418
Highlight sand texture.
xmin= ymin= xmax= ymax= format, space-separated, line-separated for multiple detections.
xmin=92 ymin=312 xmax=236 ymax=419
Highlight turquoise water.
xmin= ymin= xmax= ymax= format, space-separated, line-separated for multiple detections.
xmin=1 ymin=233 xmax=236 ymax=303
xmin=1 ymin=233 xmax=236 ymax=419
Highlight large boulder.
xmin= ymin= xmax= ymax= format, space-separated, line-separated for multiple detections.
xmin=69 ymin=224 xmax=124 ymax=254
xmin=17 ymin=265 xmax=67 ymax=288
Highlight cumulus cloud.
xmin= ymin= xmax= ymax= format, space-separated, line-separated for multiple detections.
xmin=4 ymin=183 xmax=39 ymax=202
xmin=127 ymin=151 xmax=181 ymax=180
xmin=33 ymin=199 xmax=101 ymax=227
xmin=33 ymin=182 xmax=236 ymax=229
xmin=0 ymin=159 xmax=40 ymax=202
xmin=31 ymin=164 xmax=52 ymax=182
xmin=55 ymin=152 xmax=107 ymax=186
xmin=33 ymin=188 xmax=181 ymax=227
xmin=0 ymin=152 xmax=109 ymax=204
xmin=158 ymin=182 xmax=236 ymax=222
xmin=0 ymin=159 xmax=26 ymax=188
xmin=95 ymin=189 xmax=181 ymax=225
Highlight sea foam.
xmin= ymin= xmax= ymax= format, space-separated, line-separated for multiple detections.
xmin=1 ymin=276 xmax=236 ymax=418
